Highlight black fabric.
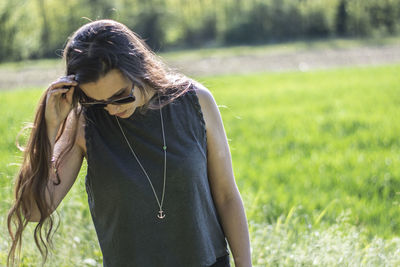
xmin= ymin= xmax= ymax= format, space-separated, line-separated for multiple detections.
xmin=209 ymin=255 xmax=231 ymax=267
xmin=84 ymin=88 xmax=229 ymax=267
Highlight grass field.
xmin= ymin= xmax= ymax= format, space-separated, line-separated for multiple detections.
xmin=1 ymin=64 xmax=400 ymax=266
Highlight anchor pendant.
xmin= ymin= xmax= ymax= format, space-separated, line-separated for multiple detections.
xmin=157 ymin=210 xmax=166 ymax=219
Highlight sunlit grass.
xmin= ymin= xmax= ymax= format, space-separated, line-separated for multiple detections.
xmin=203 ymin=64 xmax=400 ymax=238
xmin=1 ymin=64 xmax=400 ymax=266
xmin=251 ymin=212 xmax=400 ymax=267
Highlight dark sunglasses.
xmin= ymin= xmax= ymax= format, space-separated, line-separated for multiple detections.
xmin=76 ymin=84 xmax=136 ymax=108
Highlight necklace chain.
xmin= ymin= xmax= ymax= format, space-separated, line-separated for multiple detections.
xmin=115 ymin=95 xmax=167 ymax=219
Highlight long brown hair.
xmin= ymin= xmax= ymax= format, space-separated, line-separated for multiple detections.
xmin=7 ymin=19 xmax=192 ymax=266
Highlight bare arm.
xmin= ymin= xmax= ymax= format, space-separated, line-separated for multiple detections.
xmin=26 ymin=76 xmax=85 ymax=222
xmin=195 ymin=86 xmax=252 ymax=267
xmin=27 ymin=111 xmax=85 ymax=222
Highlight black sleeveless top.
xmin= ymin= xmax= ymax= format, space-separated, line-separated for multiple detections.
xmin=83 ymin=88 xmax=229 ymax=267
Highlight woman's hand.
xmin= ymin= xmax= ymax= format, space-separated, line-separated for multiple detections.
xmin=45 ymin=75 xmax=78 ymax=130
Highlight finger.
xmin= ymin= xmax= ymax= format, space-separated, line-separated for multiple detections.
xmin=50 ymin=88 xmax=70 ymax=94
xmin=65 ymin=86 xmax=75 ymax=103
xmin=49 ymin=81 xmax=78 ymax=90
xmin=51 ymin=75 xmax=76 ymax=85
xmin=48 ymin=79 xmax=78 ymax=90
xmin=47 ymin=88 xmax=71 ymax=99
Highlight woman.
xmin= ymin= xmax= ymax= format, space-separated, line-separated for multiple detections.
xmin=7 ymin=19 xmax=252 ymax=267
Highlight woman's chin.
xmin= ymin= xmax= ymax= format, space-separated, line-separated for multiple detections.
xmin=119 ymin=107 xmax=135 ymax=118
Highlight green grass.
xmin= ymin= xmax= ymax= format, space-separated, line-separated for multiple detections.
xmin=1 ymin=64 xmax=400 ymax=266
xmin=200 ymin=64 xmax=400 ymax=237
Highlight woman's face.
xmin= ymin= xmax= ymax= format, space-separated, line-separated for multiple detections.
xmin=78 ymin=69 xmax=149 ymax=118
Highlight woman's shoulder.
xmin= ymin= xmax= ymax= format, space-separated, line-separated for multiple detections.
xmin=186 ymin=80 xmax=220 ymax=131
xmin=189 ymin=80 xmax=216 ymax=109
xmin=190 ymin=81 xmax=214 ymax=105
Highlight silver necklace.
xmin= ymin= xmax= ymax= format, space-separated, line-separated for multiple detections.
xmin=115 ymin=96 xmax=167 ymax=220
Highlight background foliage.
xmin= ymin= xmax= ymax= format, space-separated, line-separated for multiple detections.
xmin=1 ymin=0 xmax=400 ymax=62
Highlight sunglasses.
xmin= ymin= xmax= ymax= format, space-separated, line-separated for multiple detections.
xmin=77 ymin=84 xmax=136 ymax=108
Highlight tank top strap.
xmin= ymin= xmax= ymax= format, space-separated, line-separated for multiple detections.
xmin=179 ymin=81 xmax=207 ymax=132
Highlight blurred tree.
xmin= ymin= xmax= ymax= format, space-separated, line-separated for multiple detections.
xmin=1 ymin=0 xmax=400 ymax=62
xmin=336 ymin=0 xmax=348 ymax=36
xmin=346 ymin=0 xmax=372 ymax=36
xmin=305 ymin=9 xmax=330 ymax=37
xmin=36 ymin=0 xmax=51 ymax=57
xmin=223 ymin=1 xmax=269 ymax=44
xmin=269 ymin=0 xmax=303 ymax=41
xmin=0 ymin=1 xmax=16 ymax=61
xmin=88 ymin=0 xmax=115 ymax=19
xmin=133 ymin=0 xmax=166 ymax=50
xmin=182 ymin=13 xmax=217 ymax=47
xmin=368 ymin=0 xmax=397 ymax=34
xmin=223 ymin=0 xmax=305 ymax=44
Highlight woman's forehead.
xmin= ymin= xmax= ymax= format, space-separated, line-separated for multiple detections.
xmin=79 ymin=69 xmax=130 ymax=100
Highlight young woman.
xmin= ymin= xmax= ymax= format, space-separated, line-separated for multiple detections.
xmin=7 ymin=19 xmax=252 ymax=267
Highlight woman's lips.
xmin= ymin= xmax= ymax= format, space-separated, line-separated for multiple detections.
xmin=115 ymin=110 xmax=127 ymax=117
